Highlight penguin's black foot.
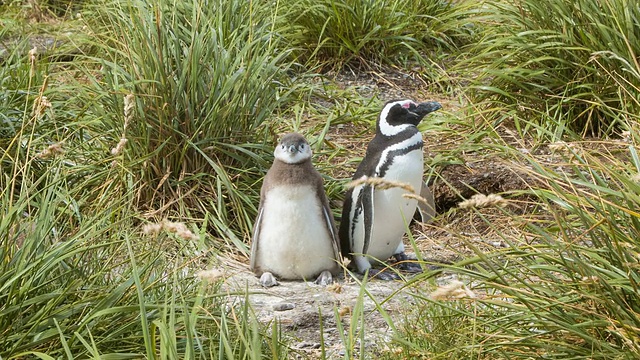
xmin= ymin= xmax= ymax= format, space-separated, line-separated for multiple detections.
xmin=259 ymin=272 xmax=278 ymax=287
xmin=397 ymin=262 xmax=423 ymax=273
xmin=393 ymin=253 xmax=423 ymax=273
xmin=314 ymin=270 xmax=333 ymax=286
xmin=367 ymin=268 xmax=401 ymax=281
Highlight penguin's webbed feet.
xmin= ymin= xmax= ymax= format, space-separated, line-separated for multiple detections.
xmin=259 ymin=272 xmax=279 ymax=287
xmin=367 ymin=268 xmax=401 ymax=281
xmin=393 ymin=252 xmax=423 ymax=274
xmin=353 ymin=256 xmax=402 ymax=280
xmin=397 ymin=262 xmax=423 ymax=273
xmin=314 ymin=270 xmax=333 ymax=286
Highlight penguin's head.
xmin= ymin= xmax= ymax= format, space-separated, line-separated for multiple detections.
xmin=378 ymin=99 xmax=442 ymax=136
xmin=274 ymin=133 xmax=312 ymax=164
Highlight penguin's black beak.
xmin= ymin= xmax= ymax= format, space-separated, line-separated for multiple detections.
xmin=288 ymin=145 xmax=297 ymax=153
xmin=414 ymin=101 xmax=442 ymax=117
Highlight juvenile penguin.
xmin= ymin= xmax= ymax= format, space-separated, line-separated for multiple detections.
xmin=251 ymin=133 xmax=341 ymax=287
xmin=339 ymin=99 xmax=441 ymax=280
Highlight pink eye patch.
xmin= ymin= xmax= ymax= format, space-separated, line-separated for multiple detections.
xmin=402 ymin=101 xmax=414 ymax=108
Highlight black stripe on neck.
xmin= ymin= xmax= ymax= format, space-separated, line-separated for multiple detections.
xmin=376 ymin=140 xmax=423 ymax=178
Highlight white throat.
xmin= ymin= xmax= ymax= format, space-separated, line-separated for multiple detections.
xmin=274 ymin=144 xmax=312 ymax=164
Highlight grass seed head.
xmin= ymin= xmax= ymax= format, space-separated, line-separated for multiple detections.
xmin=142 ymin=222 xmax=163 ymax=236
xmin=142 ymin=221 xmax=198 ymax=240
xmin=32 ymin=95 xmax=52 ymax=117
xmin=548 ymin=141 xmax=576 ymax=153
xmin=162 ymin=220 xmax=198 ymax=240
xmin=196 ymin=268 xmax=225 ymax=282
xmin=458 ymin=193 xmax=507 ymax=209
xmin=29 ymin=46 xmax=38 ymax=77
xmin=111 ymin=94 xmax=135 ymax=156
xmin=430 ymin=280 xmax=476 ymax=300
xmin=402 ymin=193 xmax=430 ymax=207
xmin=36 ymin=142 xmax=64 ymax=159
xmin=347 ymin=176 xmax=416 ymax=193
xmin=176 ymin=229 xmax=198 ymax=241
xmin=111 ymin=137 xmax=128 ymax=155
xmin=28 ymin=46 xmax=37 ymax=63
xmin=338 ymin=305 xmax=351 ymax=317
xmin=326 ymin=282 xmax=343 ymax=294
xmin=123 ymin=93 xmax=135 ymax=127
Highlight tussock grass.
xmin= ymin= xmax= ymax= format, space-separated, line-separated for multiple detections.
xmin=1 ymin=129 xmax=287 ymax=358
xmin=69 ymin=0 xmax=304 ymax=238
xmin=454 ymin=0 xmax=640 ymax=137
xmin=1 ymin=1 xmax=290 ymax=356
xmin=386 ymin=141 xmax=640 ymax=359
xmin=279 ymin=0 xmax=475 ymax=72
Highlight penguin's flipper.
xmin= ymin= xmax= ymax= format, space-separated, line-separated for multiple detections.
xmin=343 ymin=182 xmax=375 ymax=274
xmin=361 ymin=183 xmax=375 ymax=255
xmin=321 ymin=202 xmax=340 ymax=261
xmin=343 ymin=184 xmax=365 ymax=254
xmin=249 ymin=206 xmax=264 ymax=272
xmin=414 ymin=181 xmax=436 ymax=223
xmin=314 ymin=176 xmax=340 ymax=261
xmin=339 ymin=188 xmax=356 ymax=258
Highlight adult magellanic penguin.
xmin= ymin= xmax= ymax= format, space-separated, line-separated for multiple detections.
xmin=251 ymin=133 xmax=341 ymax=287
xmin=339 ymin=99 xmax=441 ymax=280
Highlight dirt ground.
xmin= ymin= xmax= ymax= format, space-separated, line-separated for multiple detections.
xmin=218 ymin=68 xmax=538 ymax=359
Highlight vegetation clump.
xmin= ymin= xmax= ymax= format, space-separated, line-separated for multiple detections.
xmin=456 ymin=0 xmax=640 ymax=137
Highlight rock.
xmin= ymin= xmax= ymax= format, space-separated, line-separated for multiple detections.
xmin=0 ymin=33 xmax=86 ymax=63
xmin=273 ymin=302 xmax=295 ymax=311
xmin=295 ymin=341 xmax=320 ymax=349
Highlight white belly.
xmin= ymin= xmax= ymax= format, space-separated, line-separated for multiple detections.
xmin=354 ymin=149 xmax=423 ymax=262
xmin=256 ymin=185 xmax=337 ymax=280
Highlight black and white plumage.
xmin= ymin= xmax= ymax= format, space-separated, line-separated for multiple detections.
xmin=339 ymin=99 xmax=441 ymax=279
xmin=250 ymin=133 xmax=340 ymax=287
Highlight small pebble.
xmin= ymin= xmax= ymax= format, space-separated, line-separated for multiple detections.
xmin=296 ymin=341 xmax=321 ymax=349
xmin=273 ymin=302 xmax=295 ymax=311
